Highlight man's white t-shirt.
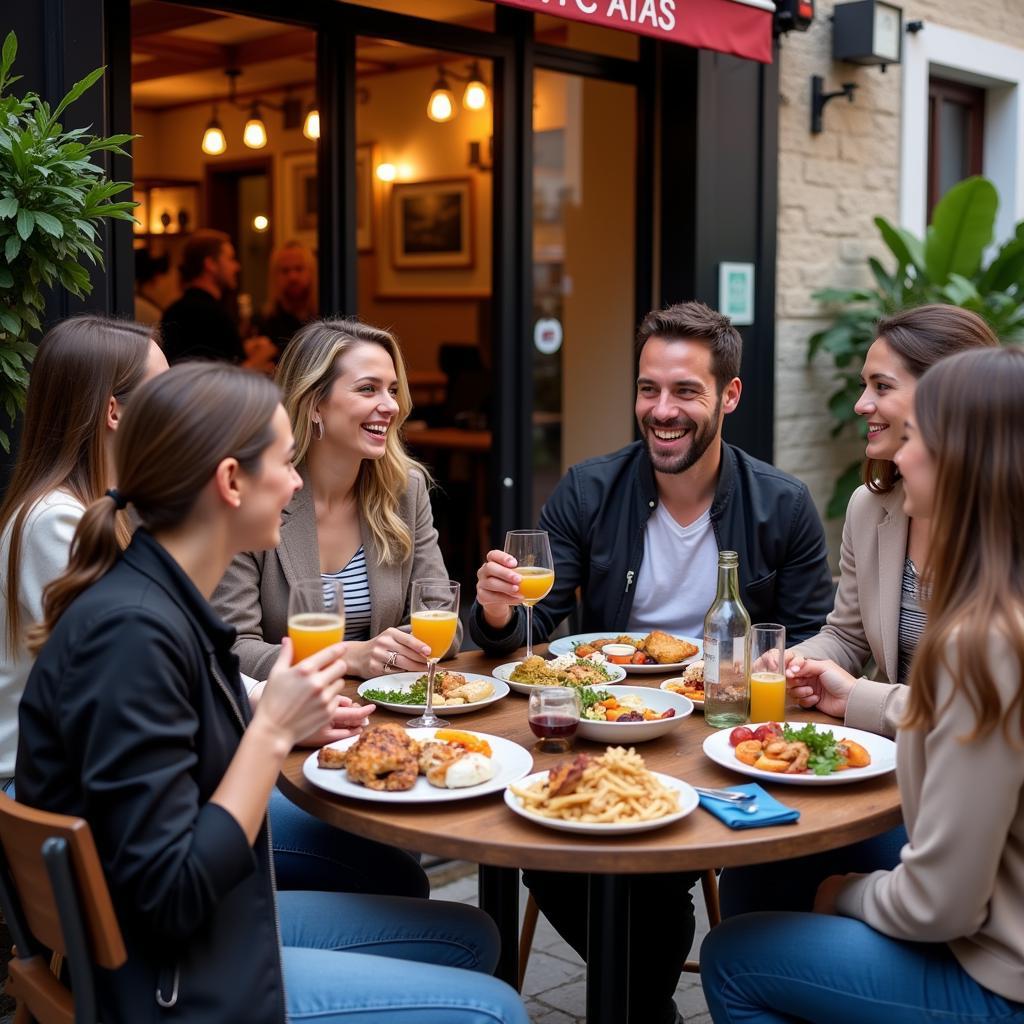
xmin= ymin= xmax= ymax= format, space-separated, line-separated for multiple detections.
xmin=627 ymin=502 xmax=718 ymax=639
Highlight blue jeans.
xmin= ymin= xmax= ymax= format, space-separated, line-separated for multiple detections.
xmin=279 ymin=890 xmax=529 ymax=1023
xmin=701 ymin=911 xmax=1024 ymax=1023
xmin=719 ymin=825 xmax=908 ymax=917
xmin=270 ymin=788 xmax=428 ymax=897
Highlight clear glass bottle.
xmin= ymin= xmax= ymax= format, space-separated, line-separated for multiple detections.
xmin=703 ymin=550 xmax=751 ymax=728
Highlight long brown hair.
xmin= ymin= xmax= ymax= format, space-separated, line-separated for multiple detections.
xmin=28 ymin=363 xmax=280 ymax=655
xmin=1 ymin=316 xmax=153 ymax=654
xmin=865 ymin=304 xmax=999 ymax=494
xmin=275 ymin=317 xmax=427 ymax=565
xmin=904 ymin=347 xmax=1024 ymax=741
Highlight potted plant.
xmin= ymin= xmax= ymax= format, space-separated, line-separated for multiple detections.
xmin=0 ymin=30 xmax=136 ymax=452
xmin=808 ymin=176 xmax=1024 ymax=516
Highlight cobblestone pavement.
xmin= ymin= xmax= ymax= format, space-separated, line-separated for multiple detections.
xmin=430 ymin=861 xmax=712 ymax=1024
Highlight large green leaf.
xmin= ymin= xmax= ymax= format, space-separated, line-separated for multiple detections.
xmin=978 ymin=238 xmax=1024 ymax=294
xmin=924 ymin=177 xmax=998 ymax=284
xmin=874 ymin=216 xmax=925 ymax=274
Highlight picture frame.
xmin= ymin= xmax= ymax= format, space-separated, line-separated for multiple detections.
xmin=281 ymin=150 xmax=318 ymax=236
xmin=390 ymin=178 xmax=474 ymax=270
xmin=356 ymin=142 xmax=375 ymax=253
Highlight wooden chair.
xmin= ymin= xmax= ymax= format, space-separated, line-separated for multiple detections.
xmin=517 ymin=868 xmax=721 ymax=991
xmin=0 ymin=793 xmax=126 ymax=1024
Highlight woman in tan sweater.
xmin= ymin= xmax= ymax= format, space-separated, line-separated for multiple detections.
xmin=702 ymin=347 xmax=1024 ymax=1021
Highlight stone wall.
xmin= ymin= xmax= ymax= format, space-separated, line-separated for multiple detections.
xmin=773 ymin=0 xmax=1024 ymax=567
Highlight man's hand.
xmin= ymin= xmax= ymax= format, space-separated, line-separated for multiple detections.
xmin=475 ymin=550 xmax=522 ymax=631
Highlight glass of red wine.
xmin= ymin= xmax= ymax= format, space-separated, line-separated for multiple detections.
xmin=527 ymin=686 xmax=581 ymax=753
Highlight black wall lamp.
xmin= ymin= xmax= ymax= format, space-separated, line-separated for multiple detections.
xmin=832 ymin=0 xmax=903 ymax=69
xmin=811 ymin=77 xmax=858 ymax=134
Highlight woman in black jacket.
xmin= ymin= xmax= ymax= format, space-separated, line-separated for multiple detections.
xmin=16 ymin=363 xmax=527 ymax=1024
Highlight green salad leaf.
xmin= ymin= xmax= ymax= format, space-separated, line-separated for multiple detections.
xmin=362 ymin=678 xmax=429 ymax=705
xmin=781 ymin=723 xmax=844 ymax=775
xmin=578 ymin=688 xmax=613 ymax=711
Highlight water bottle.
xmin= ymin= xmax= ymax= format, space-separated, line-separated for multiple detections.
xmin=703 ymin=550 xmax=750 ymax=728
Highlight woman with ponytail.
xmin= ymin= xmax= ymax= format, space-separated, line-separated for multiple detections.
xmin=0 ymin=315 xmax=166 ymax=791
xmin=16 ymin=363 xmax=527 ymax=1024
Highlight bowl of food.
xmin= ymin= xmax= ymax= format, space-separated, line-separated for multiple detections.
xmin=602 ymin=643 xmax=637 ymax=665
xmin=661 ymin=660 xmax=705 ymax=708
xmin=493 ymin=654 xmax=626 ymax=695
xmin=576 ymin=685 xmax=693 ymax=742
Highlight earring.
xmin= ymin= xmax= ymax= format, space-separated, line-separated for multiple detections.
xmin=313 ymin=418 xmax=324 ymax=441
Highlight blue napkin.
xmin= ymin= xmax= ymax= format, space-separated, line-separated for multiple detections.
xmin=698 ymin=782 xmax=800 ymax=830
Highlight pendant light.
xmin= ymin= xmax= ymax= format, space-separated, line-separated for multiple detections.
xmin=427 ymin=68 xmax=456 ymax=123
xmin=201 ymin=105 xmax=227 ymax=155
xmin=243 ymin=102 xmax=268 ymax=149
xmin=462 ymin=62 xmax=488 ymax=111
xmin=302 ymin=104 xmax=320 ymax=140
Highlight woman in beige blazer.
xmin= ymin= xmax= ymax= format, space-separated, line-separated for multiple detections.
xmin=787 ymin=304 xmax=998 ymax=699
xmin=215 ymin=317 xmax=461 ymax=683
xmin=705 ymin=347 xmax=1024 ymax=1024
xmin=213 ymin=317 xmax=460 ymax=898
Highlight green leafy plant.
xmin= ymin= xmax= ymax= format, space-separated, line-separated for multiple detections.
xmin=0 ymin=31 xmax=136 ymax=452
xmin=808 ymin=176 xmax=1024 ymax=517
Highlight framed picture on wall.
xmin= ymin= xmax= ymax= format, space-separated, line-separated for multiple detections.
xmin=356 ymin=142 xmax=375 ymax=252
xmin=390 ymin=178 xmax=474 ymax=270
xmin=281 ymin=151 xmax=318 ymax=235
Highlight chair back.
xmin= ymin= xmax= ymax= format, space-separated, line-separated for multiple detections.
xmin=0 ymin=792 xmax=126 ymax=1024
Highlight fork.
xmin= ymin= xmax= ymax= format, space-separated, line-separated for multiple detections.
xmin=693 ymin=786 xmax=759 ymax=814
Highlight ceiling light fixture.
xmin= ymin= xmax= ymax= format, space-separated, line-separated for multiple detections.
xmin=427 ymin=67 xmax=456 ymax=123
xmin=462 ymin=62 xmax=489 ymax=111
xmin=303 ymin=104 xmax=320 ymax=141
xmin=201 ymin=106 xmax=227 ymax=155
xmin=243 ymin=102 xmax=268 ymax=149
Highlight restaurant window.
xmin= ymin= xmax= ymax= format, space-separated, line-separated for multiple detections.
xmin=130 ymin=2 xmax=319 ymax=346
xmin=928 ymin=76 xmax=985 ymax=215
xmin=535 ymin=13 xmax=640 ymax=59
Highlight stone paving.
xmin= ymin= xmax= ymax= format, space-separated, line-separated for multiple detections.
xmin=430 ymin=861 xmax=712 ymax=1024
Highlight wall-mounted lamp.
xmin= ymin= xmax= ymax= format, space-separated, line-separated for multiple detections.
xmin=811 ymin=76 xmax=858 ymax=134
xmin=468 ymin=138 xmax=493 ymax=172
xmin=832 ymin=0 xmax=903 ymax=69
xmin=774 ymin=0 xmax=815 ymax=34
xmin=252 ymin=214 xmax=269 ymax=232
xmin=376 ymin=162 xmax=397 ymax=182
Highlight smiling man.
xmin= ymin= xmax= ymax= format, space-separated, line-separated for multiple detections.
xmin=470 ymin=300 xmax=834 ymax=656
xmin=470 ymin=302 xmax=834 ymax=1024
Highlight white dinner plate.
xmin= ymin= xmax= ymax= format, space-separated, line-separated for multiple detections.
xmin=702 ymin=722 xmax=896 ymax=786
xmin=547 ymin=632 xmax=703 ymax=674
xmin=504 ymin=770 xmax=699 ymax=834
xmin=492 ymin=660 xmax=626 ymax=695
xmin=304 ymin=728 xmax=533 ymax=804
xmin=357 ymin=672 xmax=509 ymax=715
xmin=660 ymin=678 xmax=705 ymax=710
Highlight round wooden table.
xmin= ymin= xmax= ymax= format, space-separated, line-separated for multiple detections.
xmin=279 ymin=647 xmax=902 ymax=1024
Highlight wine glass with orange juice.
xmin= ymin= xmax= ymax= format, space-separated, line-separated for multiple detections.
xmin=504 ymin=530 xmax=555 ymax=660
xmin=407 ymin=579 xmax=460 ymax=729
xmin=287 ymin=580 xmax=345 ymax=662
xmin=749 ymin=623 xmax=786 ymax=723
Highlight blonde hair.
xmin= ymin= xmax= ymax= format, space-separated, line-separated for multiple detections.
xmin=275 ymin=317 xmax=428 ymax=565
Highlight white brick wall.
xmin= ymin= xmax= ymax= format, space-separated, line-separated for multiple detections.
xmin=774 ymin=0 xmax=1024 ymax=567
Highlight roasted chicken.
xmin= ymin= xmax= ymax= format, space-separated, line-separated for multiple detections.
xmin=341 ymin=722 xmax=421 ymax=791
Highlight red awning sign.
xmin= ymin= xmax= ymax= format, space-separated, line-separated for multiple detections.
xmin=489 ymin=0 xmax=775 ymax=64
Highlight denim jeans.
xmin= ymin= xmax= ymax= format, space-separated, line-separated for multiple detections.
xmin=701 ymin=911 xmax=1024 ymax=1023
xmin=718 ymin=825 xmax=908 ymax=917
xmin=269 ymin=787 xmax=428 ymax=898
xmin=279 ymin=890 xmax=529 ymax=1023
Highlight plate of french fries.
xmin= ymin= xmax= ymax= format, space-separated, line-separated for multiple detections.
xmin=504 ymin=746 xmax=699 ymax=834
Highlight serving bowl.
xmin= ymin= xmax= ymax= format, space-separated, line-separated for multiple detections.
xmin=577 ymin=685 xmax=693 ymax=742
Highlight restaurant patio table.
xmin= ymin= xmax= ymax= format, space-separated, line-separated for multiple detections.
xmin=279 ymin=646 xmax=902 ymax=1024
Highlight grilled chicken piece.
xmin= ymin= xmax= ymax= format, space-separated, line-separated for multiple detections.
xmin=547 ymin=754 xmax=592 ymax=797
xmin=645 ymin=631 xmax=699 ymax=665
xmin=317 ymin=746 xmax=348 ymax=770
xmin=343 ymin=722 xmax=421 ymax=791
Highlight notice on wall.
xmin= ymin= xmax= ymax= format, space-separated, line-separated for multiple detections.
xmin=718 ymin=262 xmax=755 ymax=326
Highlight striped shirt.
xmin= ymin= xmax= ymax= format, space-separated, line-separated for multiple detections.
xmin=897 ymin=558 xmax=927 ymax=686
xmin=322 ymin=546 xmax=372 ymax=641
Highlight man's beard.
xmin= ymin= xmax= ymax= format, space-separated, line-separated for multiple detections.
xmin=641 ymin=394 xmax=722 ymax=475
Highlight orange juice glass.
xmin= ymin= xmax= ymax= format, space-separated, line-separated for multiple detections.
xmin=410 ymin=610 xmax=459 ymax=659
xmin=517 ymin=566 xmax=555 ymax=606
xmin=287 ymin=580 xmax=344 ymax=663
xmin=749 ymin=672 xmax=786 ymax=722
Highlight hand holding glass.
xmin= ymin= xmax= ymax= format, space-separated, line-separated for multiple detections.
xmin=288 ymin=580 xmax=344 ymax=662
xmin=504 ymin=530 xmax=554 ymax=659
xmin=749 ymin=623 xmax=786 ymax=723
xmin=407 ymin=579 xmax=460 ymax=729
xmin=528 ymin=686 xmax=580 ymax=753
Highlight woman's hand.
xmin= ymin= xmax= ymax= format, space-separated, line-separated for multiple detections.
xmin=785 ymin=655 xmax=857 ymax=719
xmin=295 ymin=695 xmax=376 ymax=748
xmin=346 ymin=627 xmax=433 ymax=679
xmin=252 ymin=637 xmax=348 ymax=750
xmin=475 ymin=550 xmax=522 ymax=630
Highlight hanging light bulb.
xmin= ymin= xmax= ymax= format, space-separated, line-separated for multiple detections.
xmin=201 ymin=106 xmax=226 ymax=155
xmin=463 ymin=63 xmax=488 ymax=111
xmin=302 ymin=104 xmax=320 ymax=141
xmin=427 ymin=68 xmax=456 ymax=123
xmin=243 ymin=103 xmax=268 ymax=149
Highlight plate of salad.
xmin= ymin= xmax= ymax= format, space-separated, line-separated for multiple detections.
xmin=357 ymin=672 xmax=509 ymax=715
xmin=702 ymin=721 xmax=896 ymax=786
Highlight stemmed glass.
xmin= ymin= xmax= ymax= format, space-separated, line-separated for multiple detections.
xmin=504 ymin=530 xmax=554 ymax=660
xmin=406 ymin=579 xmax=460 ymax=729
xmin=287 ymin=580 xmax=344 ymax=663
